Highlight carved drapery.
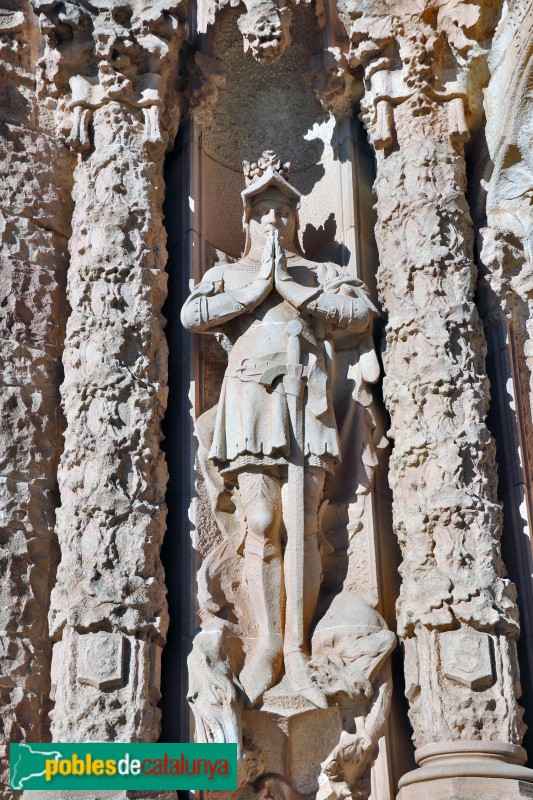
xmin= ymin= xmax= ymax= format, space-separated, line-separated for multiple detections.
xmin=176 ymin=0 xmax=405 ymax=796
xmin=181 ymin=151 xmax=395 ymax=800
xmin=27 ymin=0 xmax=188 ymax=768
xmin=0 ymin=6 xmax=73 ymax=798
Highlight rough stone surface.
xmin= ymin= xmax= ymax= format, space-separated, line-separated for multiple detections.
xmin=28 ymin=0 xmax=189 ymax=748
xmin=0 ymin=1 xmax=532 ymax=800
xmin=0 ymin=4 xmax=73 ymax=798
xmin=475 ymin=2 xmax=533 ymax=729
xmin=335 ymin=0 xmax=527 ymax=757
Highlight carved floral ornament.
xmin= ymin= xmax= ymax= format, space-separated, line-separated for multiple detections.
xmin=4 ymin=0 xmax=531 ymax=797
xmin=30 ymin=0 xmax=190 ymax=150
xmin=184 ymin=0 xmax=494 ymax=148
xmin=28 ymin=0 xmax=489 ymax=150
xmin=331 ymin=0 xmax=497 ymax=147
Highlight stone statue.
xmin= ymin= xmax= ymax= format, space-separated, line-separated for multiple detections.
xmin=182 ymin=151 xmax=395 ymax=795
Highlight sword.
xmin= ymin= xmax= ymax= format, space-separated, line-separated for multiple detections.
xmin=259 ymin=319 xmax=327 ymax=708
xmin=257 ymin=317 xmax=306 ymax=652
xmin=283 ymin=318 xmax=306 ymax=655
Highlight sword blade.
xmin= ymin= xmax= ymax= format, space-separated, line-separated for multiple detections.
xmin=286 ymin=389 xmax=305 ymax=648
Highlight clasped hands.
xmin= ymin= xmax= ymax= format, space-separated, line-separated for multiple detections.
xmin=258 ymin=229 xmax=319 ymax=309
xmin=258 ymin=227 xmax=288 ymax=285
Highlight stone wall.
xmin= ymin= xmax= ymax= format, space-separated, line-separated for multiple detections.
xmin=0 ymin=1 xmax=531 ymax=799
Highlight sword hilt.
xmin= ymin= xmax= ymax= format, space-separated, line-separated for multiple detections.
xmin=286 ymin=319 xmax=303 ymax=366
xmin=285 ymin=319 xmax=304 ymax=397
xmin=256 ymin=319 xmax=306 ymax=395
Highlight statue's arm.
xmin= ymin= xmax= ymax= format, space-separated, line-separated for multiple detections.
xmin=277 ymin=279 xmax=376 ymax=332
xmin=306 ymin=288 xmax=377 ymax=333
xmin=274 ymin=245 xmax=377 ymax=332
xmin=181 ymin=265 xmax=272 ymax=333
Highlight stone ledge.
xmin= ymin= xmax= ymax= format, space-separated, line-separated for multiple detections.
xmin=397 ymin=776 xmax=533 ymax=800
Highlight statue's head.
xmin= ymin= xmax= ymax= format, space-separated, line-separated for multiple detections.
xmin=241 ymin=151 xmax=304 ymax=256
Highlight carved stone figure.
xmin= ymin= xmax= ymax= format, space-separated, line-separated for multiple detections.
xmin=182 ymin=151 xmax=395 ymax=796
xmin=1 ymin=3 xmax=533 ymax=800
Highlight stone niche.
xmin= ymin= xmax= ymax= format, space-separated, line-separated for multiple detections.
xmin=200 ymin=7 xmax=347 ymax=265
xmin=162 ymin=3 xmax=408 ymax=798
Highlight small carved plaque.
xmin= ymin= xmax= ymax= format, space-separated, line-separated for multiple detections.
xmin=440 ymin=629 xmax=493 ymax=690
xmin=77 ymin=632 xmax=125 ymax=690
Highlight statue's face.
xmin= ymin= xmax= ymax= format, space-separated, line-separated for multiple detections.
xmin=249 ymin=189 xmax=296 ymax=247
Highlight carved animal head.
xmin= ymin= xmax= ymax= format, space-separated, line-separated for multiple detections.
xmin=310 ymin=590 xmax=396 ymax=699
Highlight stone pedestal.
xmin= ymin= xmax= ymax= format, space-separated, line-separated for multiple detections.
xmin=398 ymin=778 xmax=533 ymax=800
xmin=244 ymin=686 xmax=347 ymax=798
xmin=397 ymin=741 xmax=533 ymax=800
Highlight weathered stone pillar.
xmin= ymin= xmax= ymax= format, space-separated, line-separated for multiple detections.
xmin=0 ymin=5 xmax=73 ymax=798
xmin=335 ymin=1 xmax=533 ymax=797
xmin=476 ymin=0 xmax=533 ymax=735
xmin=25 ymin=0 xmax=188 ymax=779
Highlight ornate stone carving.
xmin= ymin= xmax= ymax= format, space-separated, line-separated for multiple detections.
xmin=474 ymin=7 xmax=533 ymax=763
xmin=478 ymin=0 xmax=533 ymax=426
xmin=242 ymin=150 xmax=291 ymax=184
xmin=0 ymin=4 xmax=73 ymax=797
xmin=307 ymin=46 xmax=356 ymax=117
xmin=186 ymin=51 xmax=226 ymax=112
xmin=182 ymin=154 xmax=395 ymax=798
xmin=332 ymin=0 xmax=532 ymax=793
xmin=336 ymin=0 xmax=498 ymax=151
xmin=439 ymin=629 xmax=493 ymax=691
xmin=77 ymin=632 xmax=126 ymax=691
xmin=237 ymin=0 xmax=292 ymax=64
xmin=373 ymin=106 xmax=525 ymax=758
xmin=32 ymin=0 xmax=189 ymax=149
xmin=0 ymin=1 xmax=531 ymax=798
xmin=26 ymin=0 xmax=189 ymax=752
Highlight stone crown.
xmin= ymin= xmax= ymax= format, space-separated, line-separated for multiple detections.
xmin=242 ymin=150 xmax=291 ymax=186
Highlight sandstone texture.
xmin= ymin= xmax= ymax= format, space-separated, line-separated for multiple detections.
xmin=28 ymin=0 xmax=189 ymax=751
xmin=0 ymin=5 xmax=72 ymax=798
xmin=0 ymin=1 xmax=531 ymax=800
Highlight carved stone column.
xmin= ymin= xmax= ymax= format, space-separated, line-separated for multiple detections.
xmin=335 ymin=1 xmax=533 ymax=796
xmin=476 ymin=0 xmax=533 ymax=737
xmin=0 ymin=5 xmax=73 ymax=798
xmin=25 ymin=0 xmax=188 ymax=776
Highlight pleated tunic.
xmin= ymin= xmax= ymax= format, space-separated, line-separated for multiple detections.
xmin=183 ymin=259 xmax=375 ymax=481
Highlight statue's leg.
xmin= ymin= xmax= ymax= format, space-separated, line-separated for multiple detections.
xmin=282 ymin=466 xmax=327 ymax=708
xmin=237 ymin=469 xmax=284 ymax=704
